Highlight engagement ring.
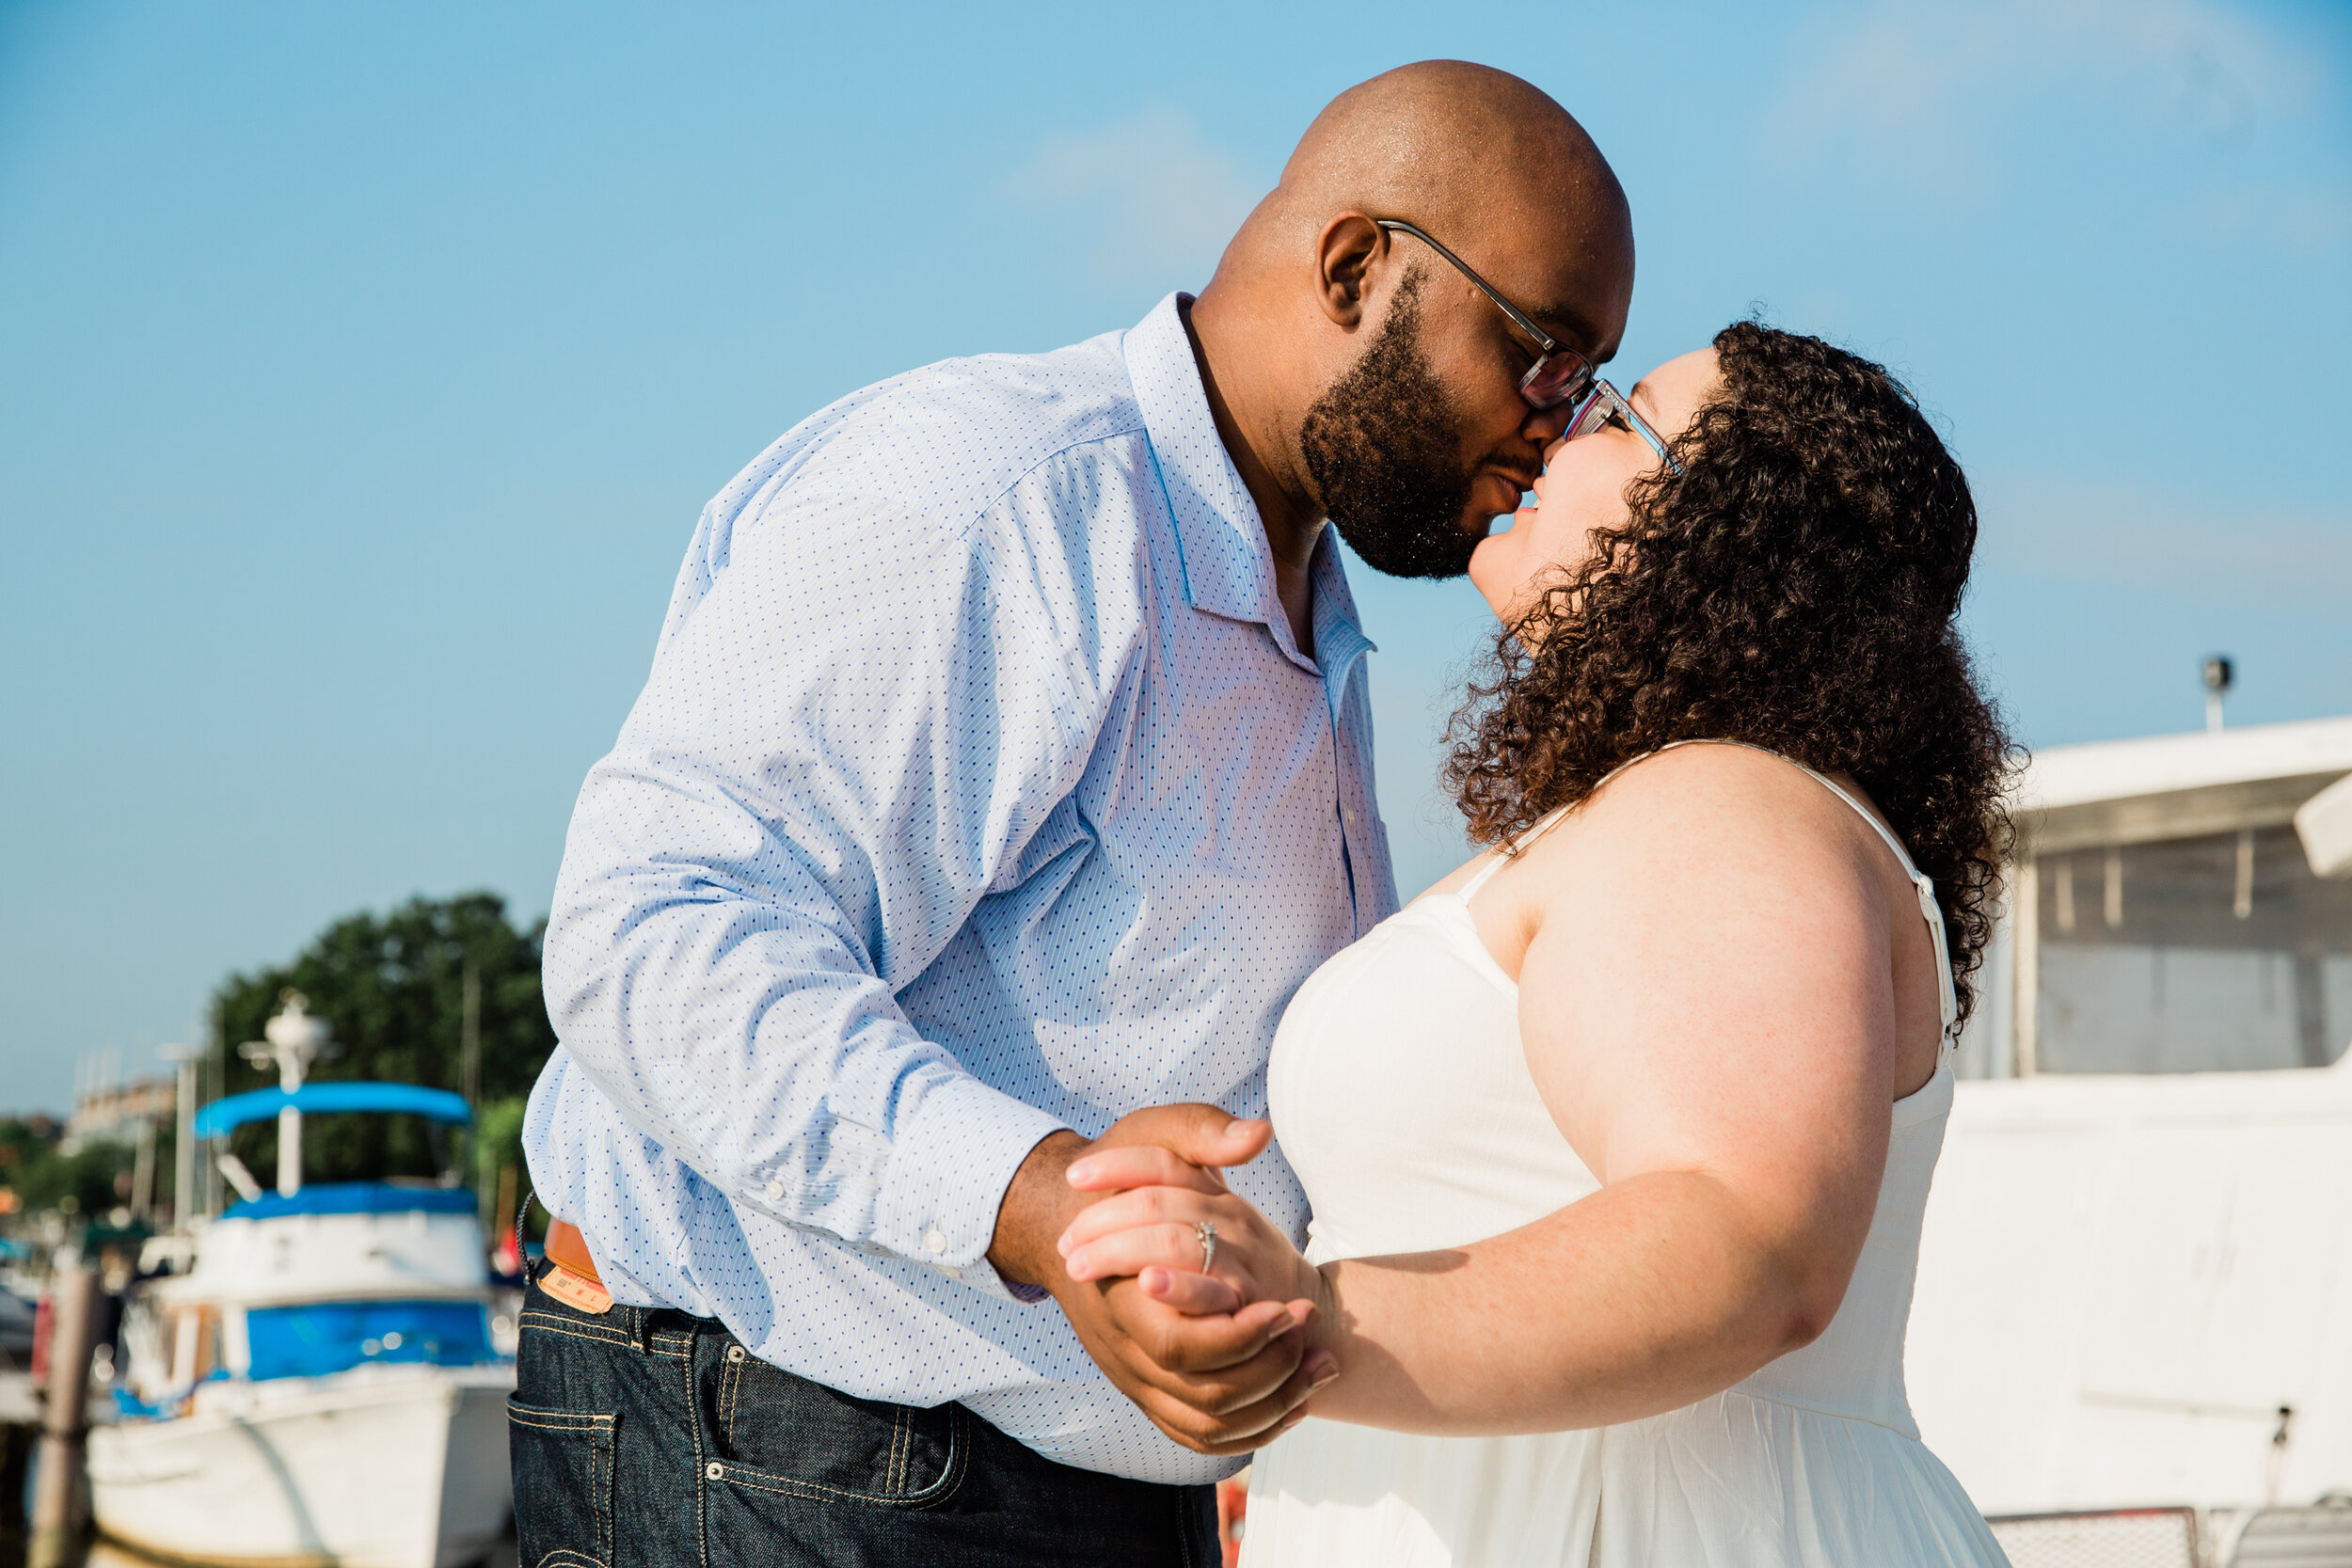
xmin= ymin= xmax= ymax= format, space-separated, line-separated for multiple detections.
xmin=1195 ymin=1219 xmax=1218 ymax=1274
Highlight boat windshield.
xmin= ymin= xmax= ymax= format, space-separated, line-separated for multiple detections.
xmin=2032 ymin=823 xmax=2352 ymax=1073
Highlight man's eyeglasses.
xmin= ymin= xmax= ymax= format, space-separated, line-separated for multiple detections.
xmin=1563 ymin=380 xmax=1683 ymax=477
xmin=1375 ymin=218 xmax=1597 ymax=412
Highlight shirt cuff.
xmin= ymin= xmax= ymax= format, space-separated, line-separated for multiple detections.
xmin=876 ymin=1072 xmax=1069 ymax=1302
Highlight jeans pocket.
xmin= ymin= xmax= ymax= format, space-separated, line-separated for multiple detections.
xmin=508 ymin=1396 xmax=617 ymax=1568
xmin=704 ymin=1348 xmax=963 ymax=1507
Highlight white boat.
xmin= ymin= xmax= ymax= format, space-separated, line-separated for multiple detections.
xmin=1913 ymin=714 xmax=2352 ymax=1567
xmin=90 ymin=997 xmax=515 ymax=1568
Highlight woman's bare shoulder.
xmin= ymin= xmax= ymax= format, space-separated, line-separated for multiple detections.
xmin=1517 ymin=742 xmax=1889 ymax=917
xmin=1589 ymin=740 xmax=1837 ymax=811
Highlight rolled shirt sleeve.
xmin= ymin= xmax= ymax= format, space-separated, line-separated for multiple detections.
xmin=542 ymin=478 xmax=1114 ymax=1296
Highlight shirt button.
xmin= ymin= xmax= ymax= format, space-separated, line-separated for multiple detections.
xmin=938 ymin=1264 xmax=962 ymax=1280
xmin=925 ymin=1229 xmax=947 ymax=1255
xmin=765 ymin=1180 xmax=785 ymax=1202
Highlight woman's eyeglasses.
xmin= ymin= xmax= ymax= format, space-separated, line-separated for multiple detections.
xmin=1375 ymin=219 xmax=1597 ymax=412
xmin=1562 ymin=380 xmax=1682 ymax=476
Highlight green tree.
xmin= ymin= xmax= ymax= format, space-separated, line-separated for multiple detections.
xmin=0 ymin=1122 xmax=133 ymax=1219
xmin=210 ymin=893 xmax=555 ymax=1192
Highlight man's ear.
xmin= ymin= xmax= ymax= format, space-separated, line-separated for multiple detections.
xmin=1313 ymin=212 xmax=1385 ymax=331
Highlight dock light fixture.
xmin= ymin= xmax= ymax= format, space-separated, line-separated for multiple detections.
xmin=2203 ymin=656 xmax=2233 ymax=734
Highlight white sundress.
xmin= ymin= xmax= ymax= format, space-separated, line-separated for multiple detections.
xmin=1245 ymin=745 xmax=2010 ymax=1567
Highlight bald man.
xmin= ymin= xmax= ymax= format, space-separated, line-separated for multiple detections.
xmin=516 ymin=61 xmax=1631 ymax=1568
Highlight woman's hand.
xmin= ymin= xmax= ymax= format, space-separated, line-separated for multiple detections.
xmin=991 ymin=1107 xmax=1332 ymax=1454
xmin=1057 ymin=1147 xmax=1332 ymax=1331
xmin=1057 ymin=1149 xmax=1343 ymax=1439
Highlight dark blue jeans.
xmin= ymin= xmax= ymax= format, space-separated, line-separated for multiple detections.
xmin=509 ymin=1267 xmax=1220 ymax=1568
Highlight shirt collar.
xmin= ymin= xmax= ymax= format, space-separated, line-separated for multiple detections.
xmin=1124 ymin=292 xmax=1372 ymax=674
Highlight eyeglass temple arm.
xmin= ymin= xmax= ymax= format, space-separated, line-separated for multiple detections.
xmin=1601 ymin=382 xmax=1684 ymax=476
xmin=1373 ymin=219 xmax=1559 ymax=353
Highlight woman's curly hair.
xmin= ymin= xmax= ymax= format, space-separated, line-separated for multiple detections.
xmin=1443 ymin=321 xmax=2016 ymax=1020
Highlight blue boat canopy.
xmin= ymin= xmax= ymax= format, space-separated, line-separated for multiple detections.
xmin=193 ymin=1083 xmax=472 ymax=1139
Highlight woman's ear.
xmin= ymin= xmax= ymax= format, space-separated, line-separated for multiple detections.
xmin=1312 ymin=212 xmax=1385 ymax=330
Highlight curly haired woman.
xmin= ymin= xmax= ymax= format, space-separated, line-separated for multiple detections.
xmin=1057 ymin=323 xmax=2018 ymax=1566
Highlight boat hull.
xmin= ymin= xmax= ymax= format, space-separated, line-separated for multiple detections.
xmin=88 ymin=1364 xmax=513 ymax=1568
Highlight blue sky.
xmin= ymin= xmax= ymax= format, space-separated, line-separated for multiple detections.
xmin=2 ymin=0 xmax=2346 ymax=1112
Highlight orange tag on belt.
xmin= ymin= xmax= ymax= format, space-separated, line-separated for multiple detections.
xmin=542 ymin=1264 xmax=613 ymax=1315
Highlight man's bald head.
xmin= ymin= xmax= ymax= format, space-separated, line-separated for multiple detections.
xmin=1227 ymin=61 xmax=1630 ymax=341
xmin=1188 ymin=63 xmax=1636 ymax=582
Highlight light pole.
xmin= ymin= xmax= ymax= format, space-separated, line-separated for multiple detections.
xmin=159 ymin=1041 xmax=202 ymax=1229
xmin=461 ymin=960 xmax=482 ymax=1212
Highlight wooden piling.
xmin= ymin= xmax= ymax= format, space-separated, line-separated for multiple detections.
xmin=29 ymin=1263 xmax=103 ymax=1568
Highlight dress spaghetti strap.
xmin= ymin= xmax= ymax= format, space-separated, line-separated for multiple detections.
xmin=1455 ymin=803 xmax=1576 ymax=902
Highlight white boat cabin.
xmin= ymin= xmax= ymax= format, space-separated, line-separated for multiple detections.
xmin=131 ymin=1181 xmax=497 ymax=1401
xmin=1909 ymin=716 xmax=2352 ymax=1564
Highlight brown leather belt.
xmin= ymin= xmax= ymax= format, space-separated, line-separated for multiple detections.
xmin=540 ymin=1218 xmax=613 ymax=1314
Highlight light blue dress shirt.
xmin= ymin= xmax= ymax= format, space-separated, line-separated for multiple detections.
xmin=525 ymin=292 xmax=1396 ymax=1483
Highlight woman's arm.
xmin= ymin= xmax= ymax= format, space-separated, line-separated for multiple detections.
xmin=1062 ymin=745 xmax=1913 ymax=1435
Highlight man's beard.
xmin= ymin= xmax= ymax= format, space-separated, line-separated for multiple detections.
xmin=1299 ymin=270 xmax=1486 ymax=580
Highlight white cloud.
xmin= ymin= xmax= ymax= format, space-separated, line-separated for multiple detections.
xmin=1766 ymin=0 xmax=2325 ymax=191
xmin=2190 ymin=182 xmax=2352 ymax=253
xmin=1000 ymin=110 xmax=1267 ymax=291
xmin=1976 ymin=475 xmax=2352 ymax=610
